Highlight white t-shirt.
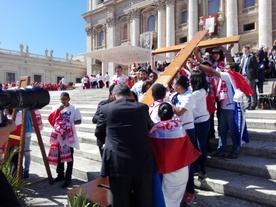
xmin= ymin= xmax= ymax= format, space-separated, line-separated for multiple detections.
xmin=111 ymin=74 xmax=128 ymax=85
xmin=52 ymin=104 xmax=82 ymax=149
xmin=61 ymin=78 xmax=66 ymax=84
xmin=82 ymin=77 xmax=88 ymax=84
xmin=192 ymin=88 xmax=210 ymax=123
xmin=105 ymin=74 xmax=110 ymax=82
xmin=220 ymin=72 xmax=235 ymax=110
xmin=149 ymin=99 xmax=164 ymax=123
xmin=131 ymin=80 xmax=144 ymax=101
xmin=170 ymin=90 xmax=195 ymax=130
xmin=96 ymin=74 xmax=103 ymax=82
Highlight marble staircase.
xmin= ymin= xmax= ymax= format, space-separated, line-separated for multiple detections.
xmin=30 ymin=87 xmax=276 ymax=206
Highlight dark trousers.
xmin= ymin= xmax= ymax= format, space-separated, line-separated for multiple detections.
xmin=56 ymin=147 xmax=74 ymax=180
xmin=0 ymin=170 xmax=22 ymax=207
xmin=106 ymin=81 xmax=109 ymax=88
xmin=98 ymin=80 xmax=103 ymax=88
xmin=109 ymin=173 xmax=153 ymax=207
xmin=245 ymin=77 xmax=257 ymax=107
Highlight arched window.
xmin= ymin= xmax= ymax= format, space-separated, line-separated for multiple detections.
xmin=99 ymin=31 xmax=104 ymax=46
xmin=147 ymin=15 xmax=155 ymax=31
xmin=244 ymin=0 xmax=255 ymax=8
xmin=208 ymin=0 xmax=220 ymax=15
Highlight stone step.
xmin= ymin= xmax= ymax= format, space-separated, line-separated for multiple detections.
xmin=206 ymin=154 xmax=276 ymax=180
xmin=31 ymin=133 xmax=276 ymax=181
xmin=195 ymin=167 xmax=276 ymax=207
xmin=243 ymin=110 xmax=276 ymax=120
xmin=31 ymin=136 xmax=101 ymax=162
xmin=22 ymin=163 xmax=264 ymax=207
xmin=32 ymin=127 xmax=98 ymax=145
xmin=246 ymin=128 xmax=276 ymax=142
xmin=26 ymin=88 xmax=276 ymax=206
xmin=214 ymin=117 xmax=276 ymax=130
xmin=29 ymin=142 xmax=274 ymax=207
xmin=210 ymin=137 xmax=276 ymax=159
xmin=31 ymin=143 xmax=102 ymax=181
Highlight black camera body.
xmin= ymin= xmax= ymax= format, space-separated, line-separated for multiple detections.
xmin=0 ymin=86 xmax=50 ymax=127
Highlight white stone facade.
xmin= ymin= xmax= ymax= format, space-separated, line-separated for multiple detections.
xmin=0 ymin=47 xmax=86 ymax=85
xmin=82 ymin=0 xmax=276 ymax=77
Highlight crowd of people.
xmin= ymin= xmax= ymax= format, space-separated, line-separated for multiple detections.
xmin=0 ymin=80 xmax=71 ymax=91
xmin=1 ymin=41 xmax=275 ymax=206
xmin=90 ymin=42 xmax=268 ymax=206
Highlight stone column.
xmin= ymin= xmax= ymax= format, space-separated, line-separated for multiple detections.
xmin=188 ymin=0 xmax=198 ymax=41
xmin=106 ymin=17 xmax=116 ymax=76
xmin=131 ymin=10 xmax=140 ymax=47
xmin=226 ymin=0 xmax=238 ymax=53
xmin=157 ymin=1 xmax=166 ymax=48
xmin=92 ymin=0 xmax=97 ymax=10
xmin=88 ymin=0 xmax=92 ymax=11
xmin=258 ymin=0 xmax=272 ymax=47
xmin=86 ymin=30 xmax=93 ymax=75
xmin=166 ymin=0 xmax=175 ymax=60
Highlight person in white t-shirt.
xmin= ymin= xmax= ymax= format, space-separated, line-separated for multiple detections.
xmin=188 ymin=57 xmax=251 ymax=160
xmin=60 ymin=77 xmax=66 ymax=90
xmin=96 ymin=72 xmax=103 ymax=88
xmin=149 ymin=83 xmax=167 ymax=123
xmin=131 ymin=69 xmax=149 ymax=101
xmin=190 ymin=70 xmax=210 ymax=183
xmin=169 ymin=75 xmax=196 ymax=205
xmin=48 ymin=92 xmax=82 ymax=188
xmin=111 ymin=65 xmax=128 ymax=85
xmin=105 ymin=72 xmax=110 ymax=88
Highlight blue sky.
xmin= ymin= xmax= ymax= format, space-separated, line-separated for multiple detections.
xmin=0 ymin=0 xmax=87 ymax=58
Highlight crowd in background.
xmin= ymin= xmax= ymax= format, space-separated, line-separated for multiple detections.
xmin=90 ymin=40 xmax=276 ymax=206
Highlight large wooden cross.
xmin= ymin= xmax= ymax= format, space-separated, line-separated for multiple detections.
xmin=141 ymin=30 xmax=240 ymax=106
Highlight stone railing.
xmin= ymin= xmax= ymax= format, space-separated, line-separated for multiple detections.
xmin=0 ymin=48 xmax=85 ymax=65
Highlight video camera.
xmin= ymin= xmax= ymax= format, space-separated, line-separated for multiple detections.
xmin=0 ymin=86 xmax=50 ymax=127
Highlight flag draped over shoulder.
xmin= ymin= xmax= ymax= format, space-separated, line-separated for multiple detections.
xmin=149 ymin=119 xmax=200 ymax=174
xmin=228 ymin=71 xmax=253 ymax=96
xmin=226 ymin=72 xmax=250 ymax=145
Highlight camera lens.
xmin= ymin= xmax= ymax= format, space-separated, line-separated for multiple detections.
xmin=0 ymin=86 xmax=50 ymax=109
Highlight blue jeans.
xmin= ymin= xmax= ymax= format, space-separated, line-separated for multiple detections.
xmin=185 ymin=128 xmax=195 ymax=194
xmin=24 ymin=132 xmax=32 ymax=172
xmin=195 ymin=119 xmax=210 ymax=174
xmin=218 ymin=109 xmax=240 ymax=155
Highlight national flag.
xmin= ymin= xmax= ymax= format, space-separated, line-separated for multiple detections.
xmin=149 ymin=119 xmax=200 ymax=174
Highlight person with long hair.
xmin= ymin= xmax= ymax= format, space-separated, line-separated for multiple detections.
xmin=190 ymin=70 xmax=210 ymax=182
xmin=169 ymin=75 xmax=196 ymax=205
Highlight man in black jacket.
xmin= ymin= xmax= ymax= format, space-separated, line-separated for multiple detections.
xmin=94 ymin=84 xmax=157 ymax=207
xmin=240 ymin=45 xmax=259 ymax=110
xmin=92 ymin=84 xmax=115 ymax=157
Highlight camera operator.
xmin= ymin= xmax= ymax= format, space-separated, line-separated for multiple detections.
xmin=0 ymin=119 xmax=22 ymax=207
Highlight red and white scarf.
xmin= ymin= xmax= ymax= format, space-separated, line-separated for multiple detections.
xmin=48 ymin=116 xmax=75 ymax=165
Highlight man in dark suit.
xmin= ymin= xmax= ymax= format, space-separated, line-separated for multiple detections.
xmin=94 ymin=84 xmax=157 ymax=207
xmin=240 ymin=45 xmax=259 ymax=110
xmin=92 ymin=84 xmax=115 ymax=157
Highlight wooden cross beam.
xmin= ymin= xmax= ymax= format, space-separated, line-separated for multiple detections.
xmin=152 ymin=35 xmax=240 ymax=55
xmin=141 ymin=30 xmax=208 ymax=106
xmin=141 ymin=31 xmax=240 ymax=106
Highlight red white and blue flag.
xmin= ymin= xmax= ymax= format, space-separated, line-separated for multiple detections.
xmin=149 ymin=119 xmax=200 ymax=174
